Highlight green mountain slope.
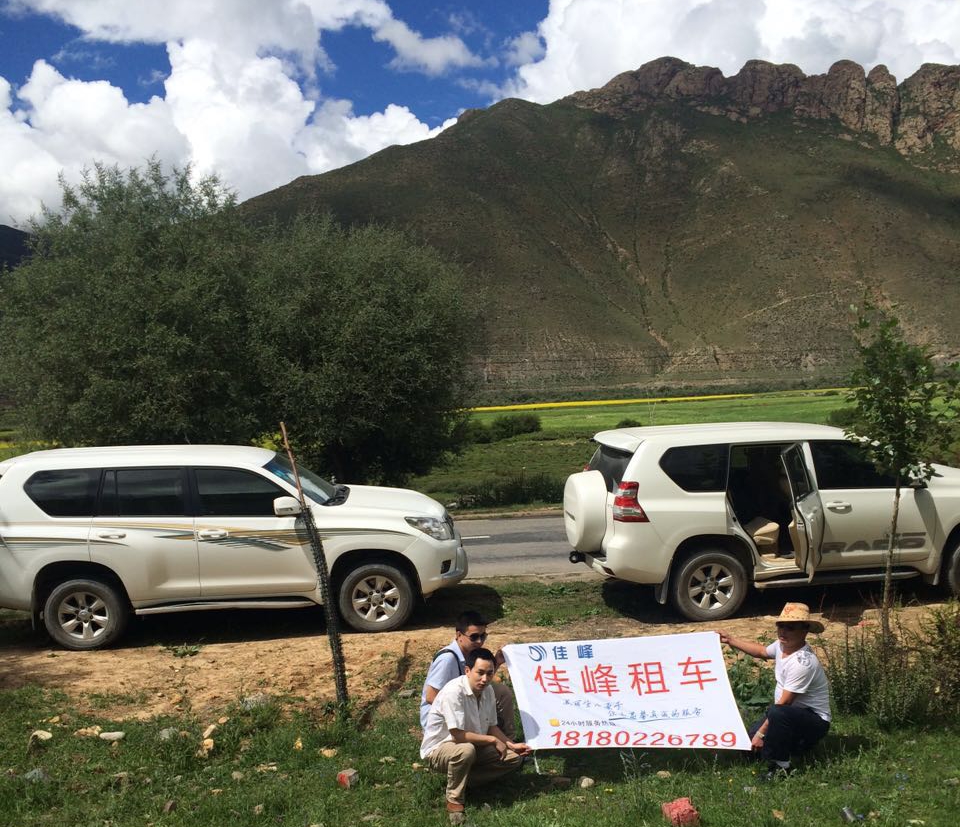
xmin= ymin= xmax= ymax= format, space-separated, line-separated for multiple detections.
xmin=245 ymin=59 xmax=960 ymax=400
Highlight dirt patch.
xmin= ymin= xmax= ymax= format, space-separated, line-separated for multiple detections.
xmin=0 ymin=587 xmax=945 ymax=721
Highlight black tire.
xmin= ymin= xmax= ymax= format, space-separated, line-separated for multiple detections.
xmin=944 ymin=541 xmax=960 ymax=596
xmin=670 ymin=549 xmax=748 ymax=622
xmin=337 ymin=563 xmax=415 ymax=633
xmin=43 ymin=578 xmax=129 ymax=650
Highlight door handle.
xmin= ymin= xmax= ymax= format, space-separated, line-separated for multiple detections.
xmin=825 ymin=501 xmax=851 ymax=511
xmin=198 ymin=529 xmax=229 ymax=540
xmin=97 ymin=532 xmax=126 ymax=540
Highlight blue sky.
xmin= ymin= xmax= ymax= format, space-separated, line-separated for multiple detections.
xmin=3 ymin=0 xmax=960 ymax=226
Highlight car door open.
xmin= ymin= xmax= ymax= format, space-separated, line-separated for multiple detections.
xmin=780 ymin=444 xmax=825 ymax=580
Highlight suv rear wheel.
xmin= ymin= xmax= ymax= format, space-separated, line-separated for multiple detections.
xmin=43 ymin=578 xmax=129 ymax=650
xmin=670 ymin=549 xmax=747 ymax=621
xmin=337 ymin=563 xmax=414 ymax=632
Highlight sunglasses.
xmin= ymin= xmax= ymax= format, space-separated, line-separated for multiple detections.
xmin=463 ymin=632 xmax=488 ymax=643
xmin=776 ymin=622 xmax=807 ymax=631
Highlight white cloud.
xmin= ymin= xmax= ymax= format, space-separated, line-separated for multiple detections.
xmin=505 ymin=0 xmax=960 ymax=104
xmin=504 ymin=31 xmax=545 ymax=68
xmin=0 ymin=0 xmax=478 ymax=224
xmin=374 ymin=17 xmax=487 ymax=75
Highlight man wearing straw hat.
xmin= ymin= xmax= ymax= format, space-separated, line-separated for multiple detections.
xmin=718 ymin=602 xmax=831 ymax=779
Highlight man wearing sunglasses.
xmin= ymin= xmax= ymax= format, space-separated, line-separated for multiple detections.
xmin=718 ymin=602 xmax=831 ymax=779
xmin=420 ymin=610 xmax=516 ymax=738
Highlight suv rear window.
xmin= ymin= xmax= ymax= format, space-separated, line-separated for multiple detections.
xmin=24 ymin=468 xmax=101 ymax=517
xmin=659 ymin=444 xmax=729 ymax=492
xmin=588 ymin=444 xmax=633 ymax=493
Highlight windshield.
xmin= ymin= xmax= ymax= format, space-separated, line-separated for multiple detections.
xmin=263 ymin=454 xmax=337 ymax=504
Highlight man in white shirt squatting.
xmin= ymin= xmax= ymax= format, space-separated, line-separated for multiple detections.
xmin=420 ymin=647 xmax=531 ymax=823
xmin=718 ymin=602 xmax=831 ymax=780
xmin=420 ymin=610 xmax=516 ymax=738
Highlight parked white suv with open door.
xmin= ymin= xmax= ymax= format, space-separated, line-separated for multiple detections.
xmin=563 ymin=422 xmax=960 ymax=621
xmin=0 ymin=445 xmax=468 ymax=649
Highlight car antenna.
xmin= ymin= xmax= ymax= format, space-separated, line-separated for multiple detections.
xmin=280 ymin=421 xmax=350 ymax=712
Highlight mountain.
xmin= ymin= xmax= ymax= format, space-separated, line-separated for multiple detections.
xmin=245 ymin=58 xmax=960 ymax=400
xmin=0 ymin=225 xmax=29 ymax=271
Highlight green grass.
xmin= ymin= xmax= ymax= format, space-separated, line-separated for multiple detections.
xmin=414 ymin=390 xmax=850 ymax=508
xmin=1 ymin=673 xmax=957 ymax=826
xmin=2 ymin=584 xmax=959 ymax=826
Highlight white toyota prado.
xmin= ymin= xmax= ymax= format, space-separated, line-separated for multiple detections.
xmin=0 ymin=445 xmax=467 ymax=649
xmin=563 ymin=422 xmax=960 ymax=621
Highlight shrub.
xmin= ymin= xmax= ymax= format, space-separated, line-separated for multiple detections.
xmin=823 ymin=601 xmax=960 ymax=728
xmin=727 ymin=654 xmax=775 ymax=717
xmin=616 ymin=418 xmax=643 ymax=428
xmin=488 ymin=413 xmax=542 ymax=441
xmin=456 ymin=471 xmax=564 ymax=508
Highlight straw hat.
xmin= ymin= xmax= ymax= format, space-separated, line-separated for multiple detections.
xmin=771 ymin=602 xmax=825 ymax=634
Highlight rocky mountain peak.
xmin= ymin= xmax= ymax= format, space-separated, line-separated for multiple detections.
xmin=565 ymin=56 xmax=960 ymax=165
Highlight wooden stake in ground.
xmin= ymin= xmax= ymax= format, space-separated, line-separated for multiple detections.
xmin=280 ymin=422 xmax=350 ymax=712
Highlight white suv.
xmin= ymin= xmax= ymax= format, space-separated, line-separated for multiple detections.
xmin=563 ymin=422 xmax=960 ymax=621
xmin=0 ymin=445 xmax=467 ymax=649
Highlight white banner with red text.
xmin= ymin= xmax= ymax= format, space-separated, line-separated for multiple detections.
xmin=502 ymin=631 xmax=750 ymax=750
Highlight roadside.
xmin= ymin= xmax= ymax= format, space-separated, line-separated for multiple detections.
xmin=0 ymin=578 xmax=945 ymax=722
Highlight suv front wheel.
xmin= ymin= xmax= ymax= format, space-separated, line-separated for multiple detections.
xmin=670 ymin=549 xmax=748 ymax=621
xmin=43 ymin=578 xmax=129 ymax=650
xmin=337 ymin=563 xmax=415 ymax=632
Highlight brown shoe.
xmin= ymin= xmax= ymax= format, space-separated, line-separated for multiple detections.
xmin=446 ymin=801 xmax=465 ymax=824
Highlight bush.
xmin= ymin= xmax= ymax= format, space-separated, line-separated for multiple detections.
xmin=462 ymin=413 xmax=542 ymax=445
xmin=823 ymin=601 xmax=960 ymax=728
xmin=726 ymin=653 xmax=775 ymax=718
xmin=456 ymin=471 xmax=564 ymax=508
xmin=825 ymin=407 xmax=859 ymax=428
xmin=616 ymin=418 xmax=643 ymax=428
xmin=488 ymin=413 xmax=542 ymax=441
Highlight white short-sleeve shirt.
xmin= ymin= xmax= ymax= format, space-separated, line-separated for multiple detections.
xmin=765 ymin=641 xmax=832 ymax=722
xmin=419 ymin=640 xmax=466 ymax=727
xmin=420 ymin=675 xmax=497 ymax=759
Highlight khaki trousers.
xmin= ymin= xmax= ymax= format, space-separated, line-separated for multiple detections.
xmin=492 ymin=682 xmax=516 ymax=740
xmin=427 ymin=741 xmax=523 ymax=806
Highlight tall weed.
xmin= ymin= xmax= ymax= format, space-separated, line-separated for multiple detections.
xmin=823 ymin=601 xmax=960 ymax=728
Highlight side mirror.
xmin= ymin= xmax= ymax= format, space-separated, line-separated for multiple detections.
xmin=274 ymin=496 xmax=303 ymax=517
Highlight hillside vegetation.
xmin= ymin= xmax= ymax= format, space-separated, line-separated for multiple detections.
xmin=245 ymin=58 xmax=960 ymax=402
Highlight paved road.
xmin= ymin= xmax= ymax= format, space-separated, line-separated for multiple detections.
xmin=458 ymin=513 xmax=595 ymax=579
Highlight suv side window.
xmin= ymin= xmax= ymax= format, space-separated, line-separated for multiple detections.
xmin=588 ymin=444 xmax=633 ymax=493
xmin=659 ymin=444 xmax=729 ymax=492
xmin=99 ymin=468 xmax=187 ymax=517
xmin=24 ymin=468 xmax=101 ymax=517
xmin=194 ymin=468 xmax=286 ymax=516
xmin=810 ymin=440 xmax=897 ymax=489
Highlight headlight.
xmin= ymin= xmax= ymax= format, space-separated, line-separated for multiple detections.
xmin=405 ymin=515 xmax=454 ymax=541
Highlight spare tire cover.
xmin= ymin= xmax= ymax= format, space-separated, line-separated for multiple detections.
xmin=563 ymin=470 xmax=608 ymax=552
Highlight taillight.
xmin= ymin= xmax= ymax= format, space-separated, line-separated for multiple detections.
xmin=613 ymin=481 xmax=649 ymax=522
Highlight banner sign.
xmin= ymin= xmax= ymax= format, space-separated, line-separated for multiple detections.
xmin=502 ymin=631 xmax=750 ymax=751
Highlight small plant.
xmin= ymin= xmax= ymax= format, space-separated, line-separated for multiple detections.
xmin=616 ymin=418 xmax=642 ymax=428
xmin=164 ymin=642 xmax=203 ymax=658
xmin=726 ymin=653 xmax=775 ymax=716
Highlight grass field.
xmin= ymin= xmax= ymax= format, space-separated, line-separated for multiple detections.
xmin=1 ymin=581 xmax=958 ymax=827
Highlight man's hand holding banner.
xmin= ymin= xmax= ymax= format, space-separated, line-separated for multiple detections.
xmin=502 ymin=631 xmax=750 ymax=750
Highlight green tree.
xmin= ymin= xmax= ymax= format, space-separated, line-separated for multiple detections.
xmin=846 ymin=303 xmax=960 ymax=638
xmin=0 ymin=161 xmax=262 ymax=444
xmin=249 ymin=213 xmax=482 ymax=483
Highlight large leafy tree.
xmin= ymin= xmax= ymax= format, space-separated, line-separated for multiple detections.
xmin=0 ymin=161 xmax=263 ymax=445
xmin=846 ymin=303 xmax=960 ymax=638
xmin=0 ymin=163 xmax=479 ymax=483
xmin=250 ymin=213 xmax=482 ymax=484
